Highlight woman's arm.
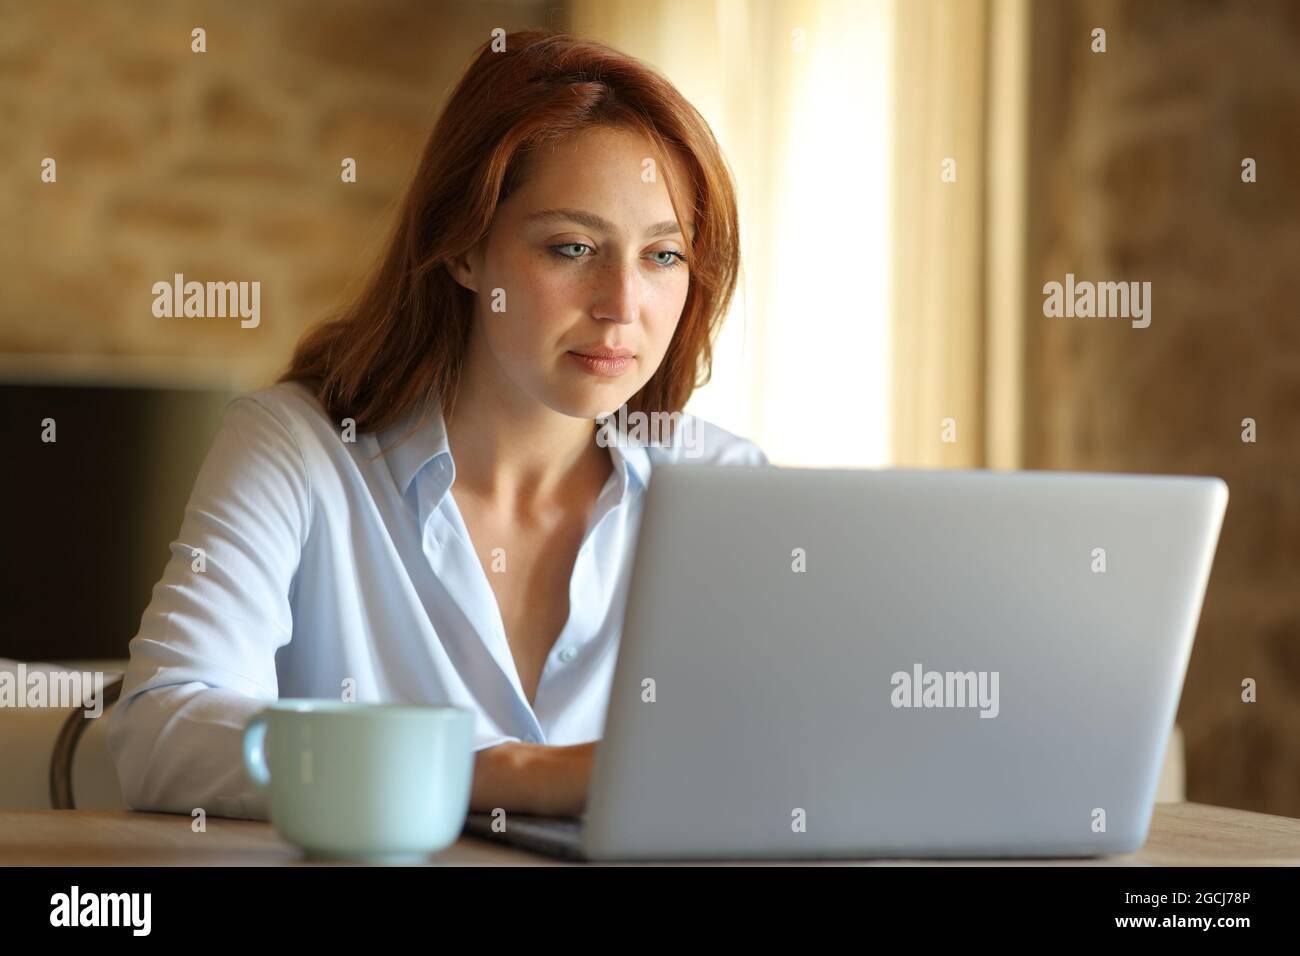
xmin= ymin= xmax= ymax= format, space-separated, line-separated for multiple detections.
xmin=107 ymin=396 xmax=308 ymax=821
xmin=470 ymin=740 xmax=597 ymax=817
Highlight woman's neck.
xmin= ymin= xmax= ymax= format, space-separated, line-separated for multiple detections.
xmin=443 ymin=368 xmax=610 ymax=516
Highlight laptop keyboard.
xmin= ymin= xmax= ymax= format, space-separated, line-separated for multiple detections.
xmin=463 ymin=812 xmax=587 ymax=858
xmin=465 ymin=812 xmax=584 ymax=834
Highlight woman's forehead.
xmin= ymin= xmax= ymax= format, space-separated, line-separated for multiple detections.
xmin=509 ymin=132 xmax=694 ymax=235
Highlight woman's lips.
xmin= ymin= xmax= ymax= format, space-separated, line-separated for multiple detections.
xmin=567 ymin=351 xmax=634 ymax=377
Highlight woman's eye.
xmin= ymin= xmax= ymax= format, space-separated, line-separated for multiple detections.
xmin=550 ymin=242 xmax=592 ymax=260
xmin=649 ymin=250 xmax=687 ymax=270
xmin=549 ymin=243 xmax=686 ymax=270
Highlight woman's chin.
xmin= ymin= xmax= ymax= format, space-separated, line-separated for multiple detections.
xmin=545 ymin=385 xmax=636 ymax=422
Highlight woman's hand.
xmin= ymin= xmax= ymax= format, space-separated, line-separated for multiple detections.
xmin=469 ymin=740 xmax=598 ymax=818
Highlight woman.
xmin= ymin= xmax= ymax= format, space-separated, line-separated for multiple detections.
xmin=107 ymin=29 xmax=767 ymax=821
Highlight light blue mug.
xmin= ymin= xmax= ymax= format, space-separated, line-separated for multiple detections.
xmin=241 ymin=700 xmax=475 ymax=863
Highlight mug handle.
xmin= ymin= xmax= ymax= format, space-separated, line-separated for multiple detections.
xmin=241 ymin=712 xmax=272 ymax=792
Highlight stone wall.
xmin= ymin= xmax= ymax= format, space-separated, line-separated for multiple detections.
xmin=1025 ymin=0 xmax=1300 ymax=816
xmin=0 ymin=0 xmax=554 ymax=387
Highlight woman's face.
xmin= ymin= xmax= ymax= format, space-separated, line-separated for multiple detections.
xmin=450 ymin=126 xmax=694 ymax=420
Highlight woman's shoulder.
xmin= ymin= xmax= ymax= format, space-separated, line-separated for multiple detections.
xmin=212 ymin=381 xmax=354 ymax=484
xmin=226 ymin=380 xmax=335 ymax=439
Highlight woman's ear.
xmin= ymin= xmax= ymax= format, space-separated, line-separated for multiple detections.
xmin=444 ymin=243 xmax=483 ymax=294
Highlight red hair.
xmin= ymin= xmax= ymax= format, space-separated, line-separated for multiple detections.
xmin=279 ymin=29 xmax=741 ymax=435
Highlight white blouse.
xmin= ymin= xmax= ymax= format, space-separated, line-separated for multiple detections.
xmin=106 ymin=380 xmax=768 ymax=820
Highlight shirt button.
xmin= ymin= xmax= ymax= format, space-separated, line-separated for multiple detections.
xmin=558 ymin=647 xmax=578 ymax=663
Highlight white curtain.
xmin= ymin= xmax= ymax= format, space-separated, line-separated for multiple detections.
xmin=569 ymin=0 xmax=895 ymax=467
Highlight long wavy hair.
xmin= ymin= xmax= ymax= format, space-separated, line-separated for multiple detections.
xmin=278 ymin=28 xmax=741 ymax=438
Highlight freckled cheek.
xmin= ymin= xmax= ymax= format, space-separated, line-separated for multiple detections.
xmin=645 ymin=280 xmax=689 ymax=347
xmin=639 ymin=313 xmax=678 ymax=364
xmin=522 ymin=278 xmax=584 ymax=341
xmin=515 ymin=253 xmax=577 ymax=301
xmin=493 ymin=262 xmax=568 ymax=331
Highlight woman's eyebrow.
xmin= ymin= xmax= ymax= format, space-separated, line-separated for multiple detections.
xmin=524 ymin=207 xmax=684 ymax=239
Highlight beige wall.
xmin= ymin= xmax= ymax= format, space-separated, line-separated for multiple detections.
xmin=0 ymin=0 xmax=554 ymax=389
xmin=1024 ymin=0 xmax=1300 ymax=817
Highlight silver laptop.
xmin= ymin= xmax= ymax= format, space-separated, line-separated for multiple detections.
xmin=464 ymin=466 xmax=1228 ymax=861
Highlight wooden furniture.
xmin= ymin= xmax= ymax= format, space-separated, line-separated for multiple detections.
xmin=2 ymin=803 xmax=1297 ymax=865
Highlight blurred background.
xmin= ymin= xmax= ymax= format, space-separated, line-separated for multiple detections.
xmin=1 ymin=0 xmax=1296 ymax=817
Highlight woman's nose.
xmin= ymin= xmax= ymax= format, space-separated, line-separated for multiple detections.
xmin=590 ymin=259 xmax=640 ymax=325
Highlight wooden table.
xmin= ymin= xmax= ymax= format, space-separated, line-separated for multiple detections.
xmin=1 ymin=802 xmax=1298 ymax=866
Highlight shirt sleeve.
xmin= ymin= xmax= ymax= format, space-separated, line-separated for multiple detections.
xmin=739 ymin=440 xmax=770 ymax=468
xmin=106 ymin=395 xmax=311 ymax=821
xmin=701 ymin=429 xmax=770 ymax=468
